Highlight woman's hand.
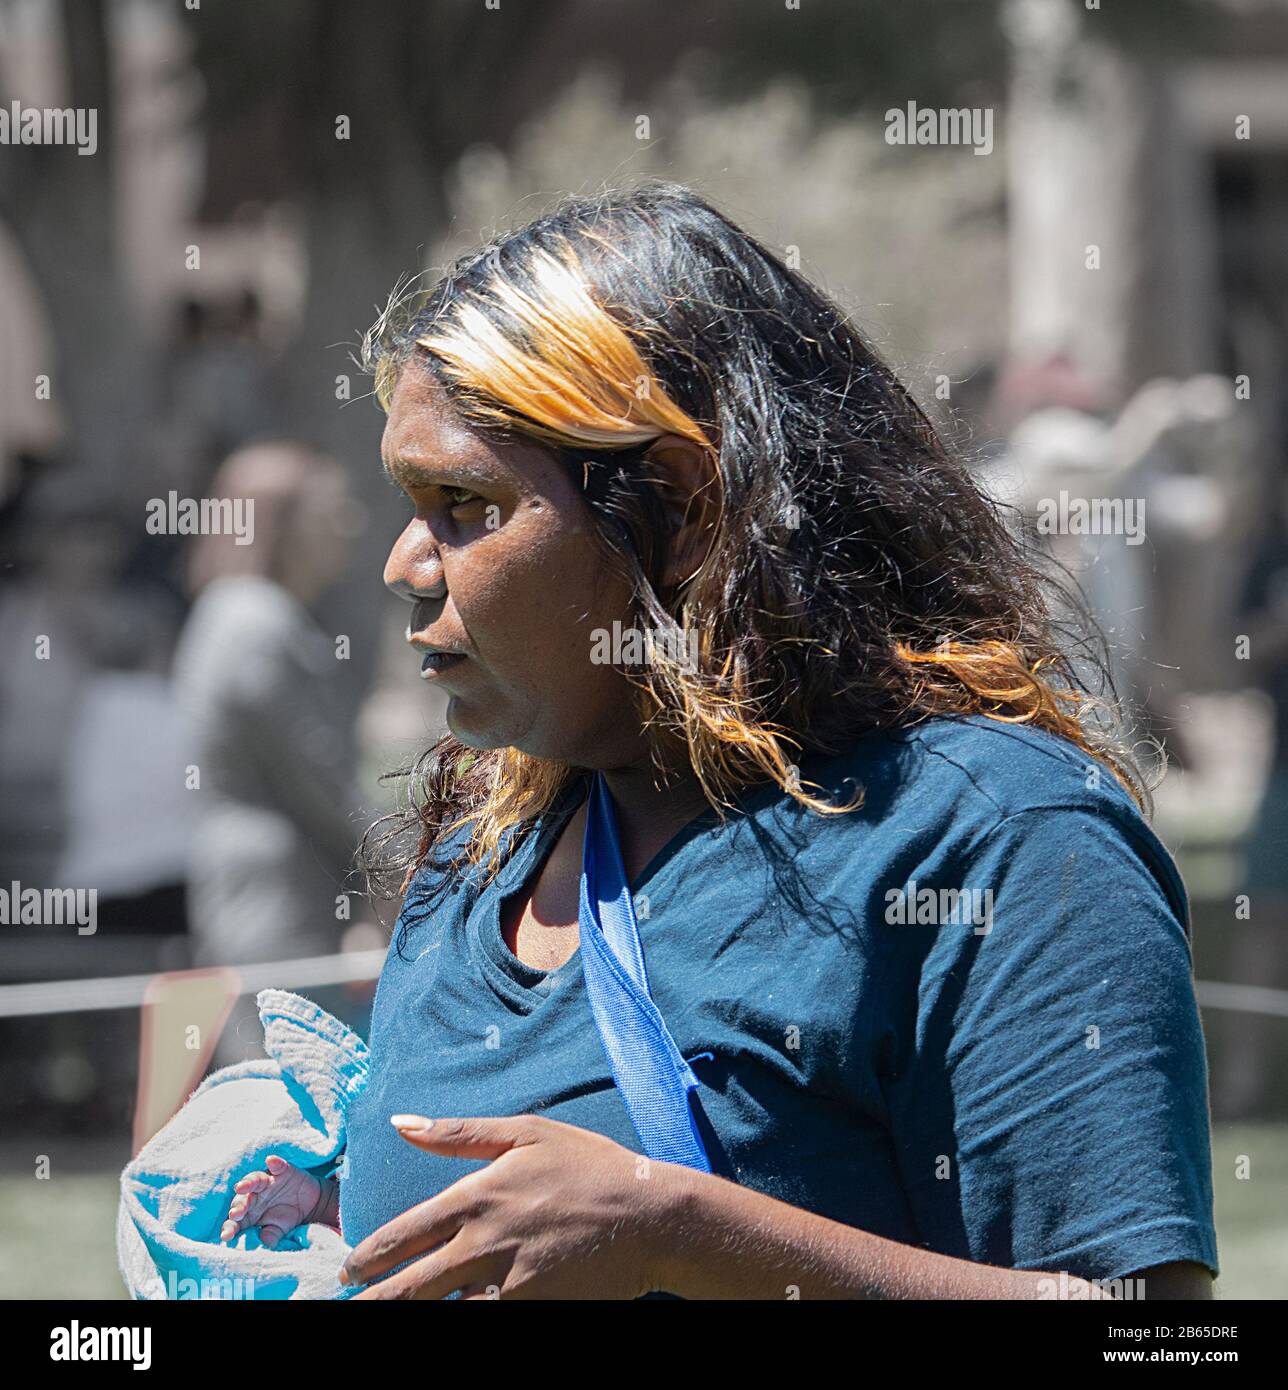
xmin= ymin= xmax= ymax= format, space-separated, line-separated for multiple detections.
xmin=220 ymin=1154 xmax=338 ymax=1248
xmin=335 ymin=1115 xmax=1212 ymax=1300
xmin=341 ymin=1114 xmax=685 ymax=1299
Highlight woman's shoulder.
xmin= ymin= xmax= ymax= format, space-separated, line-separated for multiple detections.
xmin=187 ymin=574 xmax=297 ymax=627
xmin=798 ymin=715 xmax=1188 ymax=932
xmin=809 ymin=714 xmax=1143 ymax=827
xmin=176 ymin=576 xmax=332 ymax=701
xmin=798 ymin=715 xmax=1174 ymax=872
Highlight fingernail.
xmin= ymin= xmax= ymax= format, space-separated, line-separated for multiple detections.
xmin=389 ymin=1114 xmax=432 ymax=1133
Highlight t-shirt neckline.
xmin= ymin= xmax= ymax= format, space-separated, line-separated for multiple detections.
xmin=469 ymin=772 xmax=767 ymax=1010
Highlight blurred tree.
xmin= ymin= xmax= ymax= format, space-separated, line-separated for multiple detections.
xmin=183 ymin=0 xmax=1017 ymax=614
xmin=0 ymin=0 xmax=149 ymax=505
xmin=0 ymin=0 xmax=1217 ymax=518
xmin=186 ymin=0 xmax=1214 ymax=451
xmin=0 ymin=0 xmax=1219 ymax=645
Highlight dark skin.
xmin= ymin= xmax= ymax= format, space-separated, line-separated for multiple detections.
xmin=227 ymin=355 xmax=1214 ymax=1299
xmin=381 ymin=357 xmax=718 ymax=975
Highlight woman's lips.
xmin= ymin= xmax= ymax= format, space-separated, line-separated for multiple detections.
xmin=420 ymin=651 xmax=466 ymax=679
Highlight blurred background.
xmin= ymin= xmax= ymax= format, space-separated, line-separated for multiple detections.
xmin=1 ymin=0 xmax=1285 ymax=1297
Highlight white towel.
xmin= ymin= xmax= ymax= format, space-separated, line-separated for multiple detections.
xmin=117 ymin=988 xmax=370 ymax=1300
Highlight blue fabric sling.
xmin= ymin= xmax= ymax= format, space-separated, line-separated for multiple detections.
xmin=578 ymin=771 xmax=713 ymax=1172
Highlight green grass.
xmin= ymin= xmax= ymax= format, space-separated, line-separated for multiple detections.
xmin=1 ymin=1123 xmax=1283 ymax=1299
xmin=0 ymin=1165 xmax=128 ymax=1299
xmin=1209 ymin=1122 xmax=1288 ymax=1299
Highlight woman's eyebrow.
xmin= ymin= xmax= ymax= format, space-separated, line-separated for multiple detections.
xmin=383 ymin=454 xmax=497 ymax=490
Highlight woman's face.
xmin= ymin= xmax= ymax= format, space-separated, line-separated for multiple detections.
xmin=381 ymin=357 xmax=647 ymax=769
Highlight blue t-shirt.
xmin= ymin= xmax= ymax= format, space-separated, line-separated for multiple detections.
xmin=340 ymin=715 xmax=1219 ymax=1287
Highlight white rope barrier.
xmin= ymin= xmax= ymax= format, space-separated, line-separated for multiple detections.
xmin=0 ymin=949 xmax=387 ymax=1019
xmin=1194 ymin=979 xmax=1288 ymax=1020
xmin=0 ymin=954 xmax=1286 ymax=1020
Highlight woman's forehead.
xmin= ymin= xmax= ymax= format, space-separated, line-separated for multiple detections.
xmin=384 ymin=358 xmax=472 ymax=453
xmin=382 ymin=361 xmax=562 ymax=492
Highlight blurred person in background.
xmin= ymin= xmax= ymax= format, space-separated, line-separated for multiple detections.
xmin=0 ymin=510 xmax=190 ymax=1130
xmin=159 ymin=292 xmax=280 ymax=495
xmin=1226 ymin=464 xmax=1288 ymax=1116
xmin=173 ymin=442 xmax=365 ymax=1065
xmin=56 ymin=586 xmax=192 ymax=934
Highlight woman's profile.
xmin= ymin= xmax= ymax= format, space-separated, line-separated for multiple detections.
xmin=221 ymin=182 xmax=1218 ymax=1300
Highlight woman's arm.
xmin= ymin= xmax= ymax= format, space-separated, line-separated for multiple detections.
xmin=340 ymin=1115 xmax=1212 ymax=1300
xmin=651 ymin=1161 xmax=1212 ymax=1300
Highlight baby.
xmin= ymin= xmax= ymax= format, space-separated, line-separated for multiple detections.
xmin=220 ymin=1156 xmax=341 ymax=1248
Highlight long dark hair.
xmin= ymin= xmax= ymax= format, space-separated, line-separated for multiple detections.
xmin=359 ymin=179 xmax=1146 ymax=905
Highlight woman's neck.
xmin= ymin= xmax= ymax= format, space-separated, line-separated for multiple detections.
xmin=598 ymin=761 xmax=712 ymax=886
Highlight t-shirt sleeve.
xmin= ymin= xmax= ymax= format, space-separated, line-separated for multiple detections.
xmin=879 ymin=803 xmax=1219 ymax=1284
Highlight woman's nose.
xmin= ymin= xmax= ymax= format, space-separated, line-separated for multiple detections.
xmin=384 ymin=527 xmax=447 ymax=602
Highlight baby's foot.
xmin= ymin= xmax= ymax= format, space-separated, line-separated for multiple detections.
xmin=220 ymin=1154 xmax=328 ymax=1248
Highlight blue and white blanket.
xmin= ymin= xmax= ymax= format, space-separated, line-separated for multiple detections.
xmin=117 ymin=989 xmax=369 ymax=1300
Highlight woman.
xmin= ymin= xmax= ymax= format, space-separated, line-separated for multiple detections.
xmin=230 ymin=183 xmax=1218 ymax=1298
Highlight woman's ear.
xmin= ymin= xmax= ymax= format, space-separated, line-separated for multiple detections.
xmin=642 ymin=434 xmax=719 ymax=591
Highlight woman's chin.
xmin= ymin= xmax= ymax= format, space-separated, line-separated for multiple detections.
xmin=442 ymin=699 xmax=509 ymax=752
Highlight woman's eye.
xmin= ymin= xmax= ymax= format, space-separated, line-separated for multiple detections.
xmin=444 ymin=487 xmax=481 ymax=509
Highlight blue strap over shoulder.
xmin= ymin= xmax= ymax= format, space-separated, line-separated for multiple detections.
xmin=578 ymin=771 xmax=713 ymax=1172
